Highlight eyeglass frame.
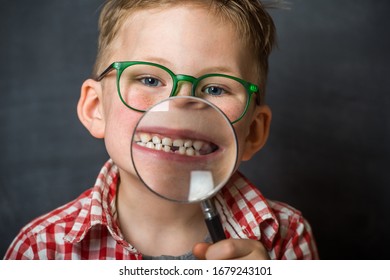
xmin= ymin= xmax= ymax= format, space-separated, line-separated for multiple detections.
xmin=96 ymin=61 xmax=261 ymax=124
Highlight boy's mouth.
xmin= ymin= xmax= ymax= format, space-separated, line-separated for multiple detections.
xmin=134 ymin=132 xmax=218 ymax=156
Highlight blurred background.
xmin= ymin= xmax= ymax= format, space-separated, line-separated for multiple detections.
xmin=1 ymin=0 xmax=389 ymax=259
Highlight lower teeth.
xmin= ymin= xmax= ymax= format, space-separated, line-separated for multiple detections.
xmin=136 ymin=141 xmax=203 ymax=156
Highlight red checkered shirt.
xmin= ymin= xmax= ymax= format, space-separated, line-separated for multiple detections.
xmin=4 ymin=159 xmax=318 ymax=259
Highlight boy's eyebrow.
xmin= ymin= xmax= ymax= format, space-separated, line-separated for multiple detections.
xmin=200 ymin=65 xmax=237 ymax=75
xmin=136 ymin=56 xmax=238 ymax=76
xmin=140 ymin=56 xmax=173 ymax=68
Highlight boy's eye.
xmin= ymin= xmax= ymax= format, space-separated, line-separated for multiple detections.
xmin=140 ymin=77 xmax=162 ymax=87
xmin=203 ymin=85 xmax=226 ymax=96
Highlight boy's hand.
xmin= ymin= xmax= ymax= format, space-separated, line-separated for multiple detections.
xmin=193 ymin=239 xmax=270 ymax=260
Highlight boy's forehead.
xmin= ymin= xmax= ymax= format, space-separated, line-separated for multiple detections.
xmin=114 ymin=6 xmax=246 ymax=54
xmin=120 ymin=4 xmax=227 ymax=32
xmin=114 ymin=7 xmax=219 ymax=46
xmin=101 ymin=4 xmax=259 ymax=82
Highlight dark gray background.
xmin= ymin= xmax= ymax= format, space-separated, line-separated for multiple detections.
xmin=1 ymin=0 xmax=389 ymax=259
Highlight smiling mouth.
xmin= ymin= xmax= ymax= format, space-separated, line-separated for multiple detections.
xmin=134 ymin=132 xmax=218 ymax=156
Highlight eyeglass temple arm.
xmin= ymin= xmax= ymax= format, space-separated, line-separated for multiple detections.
xmin=255 ymin=91 xmax=262 ymax=105
xmin=96 ymin=64 xmax=115 ymax=81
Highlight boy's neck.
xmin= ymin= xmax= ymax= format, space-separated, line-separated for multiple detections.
xmin=116 ymin=169 xmax=208 ymax=256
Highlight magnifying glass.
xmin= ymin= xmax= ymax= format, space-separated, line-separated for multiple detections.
xmin=130 ymin=96 xmax=238 ymax=243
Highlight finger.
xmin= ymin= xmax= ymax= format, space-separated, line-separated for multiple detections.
xmin=192 ymin=242 xmax=212 ymax=260
xmin=205 ymin=239 xmax=269 ymax=260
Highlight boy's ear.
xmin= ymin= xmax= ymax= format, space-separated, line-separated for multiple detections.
xmin=77 ymin=79 xmax=105 ymax=138
xmin=241 ymin=105 xmax=272 ymax=161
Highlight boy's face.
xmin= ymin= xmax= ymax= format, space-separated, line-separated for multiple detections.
xmin=79 ymin=5 xmax=271 ymax=182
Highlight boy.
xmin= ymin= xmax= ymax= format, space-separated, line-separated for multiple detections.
xmin=4 ymin=0 xmax=318 ymax=259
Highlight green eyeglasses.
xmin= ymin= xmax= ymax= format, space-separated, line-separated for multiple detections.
xmin=96 ymin=61 xmax=260 ymax=123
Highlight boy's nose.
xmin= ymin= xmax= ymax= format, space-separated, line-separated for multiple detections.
xmin=169 ymin=95 xmax=208 ymax=111
xmin=174 ymin=82 xmax=193 ymax=97
xmin=170 ymin=80 xmax=208 ymax=110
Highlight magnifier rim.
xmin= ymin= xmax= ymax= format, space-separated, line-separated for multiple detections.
xmin=130 ymin=96 xmax=239 ymax=203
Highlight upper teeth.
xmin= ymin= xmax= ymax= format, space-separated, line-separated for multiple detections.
xmin=134 ymin=133 xmax=215 ymax=156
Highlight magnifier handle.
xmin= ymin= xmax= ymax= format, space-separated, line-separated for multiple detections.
xmin=205 ymin=214 xmax=225 ymax=243
xmin=201 ymin=200 xmax=226 ymax=243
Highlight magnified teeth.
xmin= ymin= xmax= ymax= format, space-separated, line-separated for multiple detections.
xmin=162 ymin=137 xmax=172 ymax=146
xmin=146 ymin=142 xmax=155 ymax=149
xmin=134 ymin=133 xmax=217 ymax=156
xmin=184 ymin=140 xmax=193 ymax=148
xmin=152 ymin=136 xmax=161 ymax=144
xmin=186 ymin=147 xmax=195 ymax=156
xmin=134 ymin=134 xmax=141 ymax=142
xmin=140 ymin=133 xmax=152 ymax=143
xmin=178 ymin=146 xmax=186 ymax=155
xmin=173 ymin=139 xmax=184 ymax=147
xmin=193 ymin=140 xmax=203 ymax=151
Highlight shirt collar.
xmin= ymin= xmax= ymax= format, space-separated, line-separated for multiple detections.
xmin=64 ymin=159 xmax=121 ymax=243
xmin=215 ymin=171 xmax=279 ymax=250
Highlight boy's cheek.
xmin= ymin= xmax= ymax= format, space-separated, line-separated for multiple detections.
xmin=104 ymin=108 xmax=143 ymax=154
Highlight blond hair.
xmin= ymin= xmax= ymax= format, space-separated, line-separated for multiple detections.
xmin=93 ymin=0 xmax=277 ymax=97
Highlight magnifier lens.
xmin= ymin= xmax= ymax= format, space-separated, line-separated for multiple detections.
xmin=131 ymin=97 xmax=238 ymax=203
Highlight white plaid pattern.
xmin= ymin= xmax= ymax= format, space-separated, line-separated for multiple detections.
xmin=4 ymin=159 xmax=318 ymax=259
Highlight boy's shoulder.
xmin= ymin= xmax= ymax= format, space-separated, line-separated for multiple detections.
xmin=21 ymin=160 xmax=120 ymax=236
xmin=4 ymin=188 xmax=95 ymax=259
xmin=218 ymin=171 xmax=318 ymax=259
xmin=219 ymin=171 xmax=306 ymax=235
xmin=4 ymin=161 xmax=121 ymax=259
xmin=267 ymin=199 xmax=304 ymax=222
xmin=19 ymin=188 xmax=94 ymax=239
